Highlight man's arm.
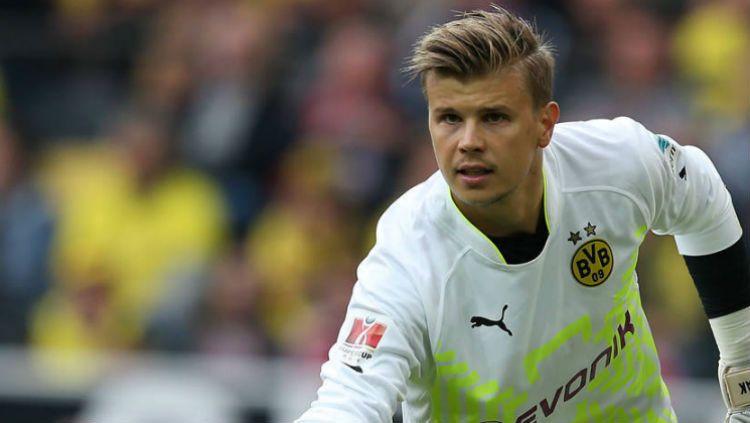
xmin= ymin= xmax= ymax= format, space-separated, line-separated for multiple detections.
xmin=684 ymin=239 xmax=750 ymax=422
xmin=295 ymin=307 xmax=416 ymax=423
xmin=296 ymin=212 xmax=429 ymax=423
xmin=683 ymin=239 xmax=750 ymax=320
xmin=625 ymin=117 xmax=749 ymax=421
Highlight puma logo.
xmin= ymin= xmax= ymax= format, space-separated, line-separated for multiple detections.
xmin=471 ymin=304 xmax=513 ymax=336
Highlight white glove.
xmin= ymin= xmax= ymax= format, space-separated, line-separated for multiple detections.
xmin=719 ymin=360 xmax=750 ymax=423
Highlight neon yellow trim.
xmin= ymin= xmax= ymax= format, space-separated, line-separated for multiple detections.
xmin=446 ymin=168 xmax=551 ymax=264
xmin=447 ymin=185 xmax=507 ymax=264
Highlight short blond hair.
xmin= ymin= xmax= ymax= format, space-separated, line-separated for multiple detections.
xmin=405 ymin=5 xmax=555 ymax=109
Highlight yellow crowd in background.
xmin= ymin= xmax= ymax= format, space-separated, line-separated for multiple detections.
xmin=0 ymin=0 xmax=747 ymax=388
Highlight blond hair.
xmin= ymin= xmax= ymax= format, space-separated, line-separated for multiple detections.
xmin=405 ymin=5 xmax=555 ymax=108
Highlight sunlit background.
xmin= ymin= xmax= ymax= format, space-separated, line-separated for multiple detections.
xmin=0 ymin=0 xmax=748 ymax=422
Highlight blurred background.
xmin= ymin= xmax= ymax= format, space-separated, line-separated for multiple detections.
xmin=0 ymin=0 xmax=747 ymax=421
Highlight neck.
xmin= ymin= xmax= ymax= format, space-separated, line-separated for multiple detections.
xmin=455 ymin=154 xmax=545 ymax=238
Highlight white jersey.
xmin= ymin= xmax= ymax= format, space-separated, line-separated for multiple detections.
xmin=296 ymin=117 xmax=743 ymax=423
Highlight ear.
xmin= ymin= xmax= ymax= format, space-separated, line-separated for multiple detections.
xmin=537 ymin=101 xmax=560 ymax=148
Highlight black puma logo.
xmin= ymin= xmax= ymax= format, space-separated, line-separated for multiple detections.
xmin=471 ymin=304 xmax=512 ymax=336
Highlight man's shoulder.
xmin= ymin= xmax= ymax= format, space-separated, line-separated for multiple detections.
xmin=379 ymin=171 xmax=446 ymax=229
xmin=552 ymin=116 xmax=652 ymax=152
xmin=548 ymin=117 xmax=657 ymax=181
xmin=360 ymin=172 xmax=451 ymax=287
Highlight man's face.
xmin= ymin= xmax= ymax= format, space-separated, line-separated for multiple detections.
xmin=426 ymin=69 xmax=558 ymax=211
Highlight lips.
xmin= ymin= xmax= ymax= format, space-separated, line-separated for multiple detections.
xmin=457 ymin=163 xmax=493 ymax=175
xmin=456 ymin=163 xmax=493 ymax=187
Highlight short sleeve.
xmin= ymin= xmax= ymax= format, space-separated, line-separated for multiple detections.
xmin=625 ymin=118 xmax=743 ymax=255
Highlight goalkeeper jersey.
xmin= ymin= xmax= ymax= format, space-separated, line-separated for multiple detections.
xmin=296 ymin=117 xmax=743 ymax=423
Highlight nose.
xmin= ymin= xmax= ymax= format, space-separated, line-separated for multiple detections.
xmin=457 ymin=121 xmax=485 ymax=152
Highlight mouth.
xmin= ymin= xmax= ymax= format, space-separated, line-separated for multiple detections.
xmin=456 ymin=164 xmax=493 ymax=176
xmin=455 ymin=163 xmax=493 ymax=186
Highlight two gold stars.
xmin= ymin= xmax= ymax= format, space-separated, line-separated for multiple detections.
xmin=568 ymin=222 xmax=597 ymax=245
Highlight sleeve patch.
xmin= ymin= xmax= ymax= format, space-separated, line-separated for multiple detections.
xmin=336 ymin=317 xmax=388 ymax=369
xmin=656 ymin=134 xmax=683 ymax=176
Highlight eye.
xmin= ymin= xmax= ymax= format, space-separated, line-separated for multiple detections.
xmin=439 ymin=113 xmax=461 ymax=125
xmin=483 ymin=112 xmax=509 ymax=123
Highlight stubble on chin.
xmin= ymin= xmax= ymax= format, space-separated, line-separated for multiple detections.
xmin=451 ymin=188 xmax=510 ymax=209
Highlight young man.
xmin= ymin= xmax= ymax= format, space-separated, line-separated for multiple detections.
xmin=296 ymin=6 xmax=750 ymax=423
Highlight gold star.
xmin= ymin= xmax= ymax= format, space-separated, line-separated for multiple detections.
xmin=584 ymin=222 xmax=597 ymax=237
xmin=568 ymin=231 xmax=582 ymax=245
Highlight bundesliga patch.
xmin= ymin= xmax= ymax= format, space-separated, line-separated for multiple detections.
xmin=656 ymin=135 xmax=682 ymax=174
xmin=337 ymin=317 xmax=387 ymax=371
xmin=571 ymin=239 xmax=614 ymax=287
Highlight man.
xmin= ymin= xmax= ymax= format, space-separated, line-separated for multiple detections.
xmin=296 ymin=6 xmax=750 ymax=423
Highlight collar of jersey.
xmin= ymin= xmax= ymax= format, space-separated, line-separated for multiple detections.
xmin=438 ymin=159 xmax=559 ymax=266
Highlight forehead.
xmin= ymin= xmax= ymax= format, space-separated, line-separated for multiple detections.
xmin=424 ymin=69 xmax=532 ymax=111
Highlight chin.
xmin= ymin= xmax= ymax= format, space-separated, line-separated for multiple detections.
xmin=453 ymin=189 xmax=509 ymax=208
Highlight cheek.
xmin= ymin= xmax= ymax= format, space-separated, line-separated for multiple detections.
xmin=513 ymin=123 xmax=540 ymax=157
xmin=431 ymin=142 xmax=450 ymax=171
xmin=498 ymin=136 xmax=536 ymax=175
xmin=429 ymin=130 xmax=450 ymax=163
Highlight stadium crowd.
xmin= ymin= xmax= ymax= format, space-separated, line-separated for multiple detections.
xmin=0 ymin=0 xmax=747 ymax=390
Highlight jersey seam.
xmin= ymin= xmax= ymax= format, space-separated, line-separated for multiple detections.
xmin=562 ymin=185 xmax=652 ymax=230
xmin=431 ymin=247 xmax=473 ymax=354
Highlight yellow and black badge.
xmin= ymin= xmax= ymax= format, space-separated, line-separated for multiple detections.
xmin=571 ymin=239 xmax=614 ymax=287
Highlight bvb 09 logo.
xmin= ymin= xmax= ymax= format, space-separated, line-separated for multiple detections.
xmin=571 ymin=239 xmax=614 ymax=287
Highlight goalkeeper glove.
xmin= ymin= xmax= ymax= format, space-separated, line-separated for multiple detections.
xmin=719 ymin=360 xmax=750 ymax=423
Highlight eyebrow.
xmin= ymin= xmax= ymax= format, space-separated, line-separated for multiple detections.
xmin=431 ymin=105 xmax=512 ymax=114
